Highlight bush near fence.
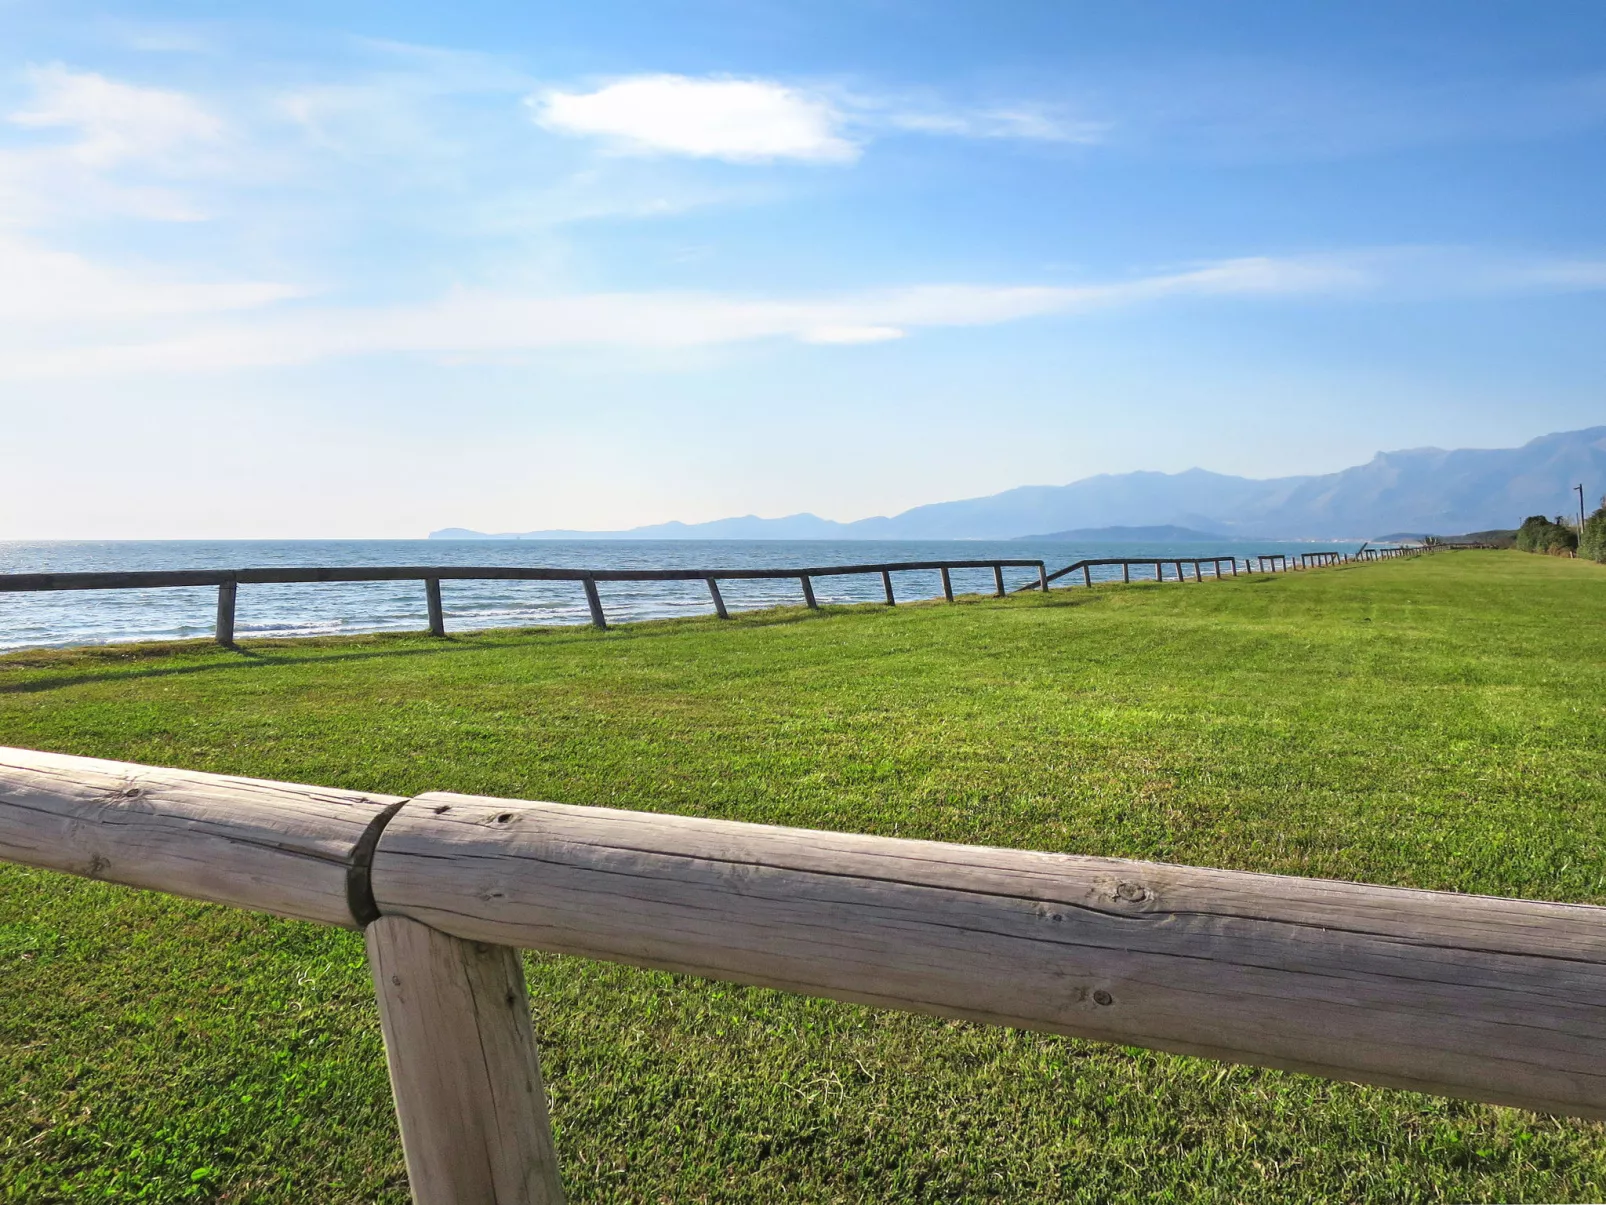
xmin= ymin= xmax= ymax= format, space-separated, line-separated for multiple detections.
xmin=1580 ymin=507 xmax=1606 ymax=564
xmin=1515 ymin=515 xmax=1579 ymax=556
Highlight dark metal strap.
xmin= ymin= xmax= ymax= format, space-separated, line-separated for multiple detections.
xmin=347 ymin=799 xmax=408 ymax=927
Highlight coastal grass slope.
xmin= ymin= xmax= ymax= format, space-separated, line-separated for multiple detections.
xmin=2 ymin=551 xmax=1604 ymax=1202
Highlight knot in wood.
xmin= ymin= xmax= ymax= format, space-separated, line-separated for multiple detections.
xmin=1115 ymin=881 xmax=1147 ymax=903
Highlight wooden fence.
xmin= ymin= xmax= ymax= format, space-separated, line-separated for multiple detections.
xmin=0 ymin=546 xmax=1429 ymax=650
xmin=1022 ymin=555 xmax=1243 ymax=591
xmin=0 ymin=745 xmax=1599 ymax=1203
xmin=0 ymin=558 xmax=1049 ymax=646
xmin=1020 ymin=545 xmax=1425 ymax=592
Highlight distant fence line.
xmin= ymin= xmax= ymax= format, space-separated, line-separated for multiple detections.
xmin=0 ymin=546 xmax=1425 ymax=648
xmin=1017 ymin=545 xmax=1419 ymax=593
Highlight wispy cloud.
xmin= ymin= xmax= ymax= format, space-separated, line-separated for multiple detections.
xmin=530 ymin=74 xmax=858 ymax=164
xmin=12 ymin=244 xmax=1606 ymax=379
xmin=0 ymin=235 xmax=301 ymax=322
xmin=2 ymin=64 xmax=227 ymax=223
xmin=0 ymin=251 xmax=1374 ymax=377
xmin=863 ymin=94 xmax=1107 ymax=145
xmin=9 ymin=64 xmax=222 ymax=168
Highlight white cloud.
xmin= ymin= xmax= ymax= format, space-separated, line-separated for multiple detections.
xmin=6 ymin=245 xmax=1603 ymax=379
xmin=0 ymin=235 xmax=301 ymax=323
xmin=10 ymin=64 xmax=223 ymax=168
xmin=530 ymin=75 xmax=858 ymax=163
xmin=1 ymin=65 xmax=227 ymax=225
xmin=0 ymin=252 xmax=1369 ymax=377
xmin=880 ymin=103 xmax=1106 ymax=145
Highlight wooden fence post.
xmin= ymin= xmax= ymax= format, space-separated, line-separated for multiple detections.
xmin=1037 ymin=564 xmax=1049 ymax=592
xmin=992 ymin=565 xmax=1005 ymax=597
xmin=1082 ymin=565 xmax=1092 ymax=588
xmin=1122 ymin=563 xmax=1130 ymax=583
xmin=581 ymin=578 xmax=606 ymax=630
xmin=425 ymin=579 xmax=445 ymax=638
xmin=705 ymin=578 xmax=728 ymax=620
xmin=800 ymin=576 xmax=818 ymax=609
xmin=1193 ymin=562 xmax=1202 ymax=583
xmin=215 ymin=579 xmax=237 ymax=646
xmin=940 ymin=567 xmax=954 ymax=602
xmin=882 ymin=570 xmax=896 ymax=605
xmin=366 ymin=916 xmax=565 ymax=1204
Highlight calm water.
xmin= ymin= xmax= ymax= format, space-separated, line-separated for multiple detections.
xmin=0 ymin=539 xmax=1361 ymax=651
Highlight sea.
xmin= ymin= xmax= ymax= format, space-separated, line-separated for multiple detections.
xmin=0 ymin=538 xmax=1364 ymax=652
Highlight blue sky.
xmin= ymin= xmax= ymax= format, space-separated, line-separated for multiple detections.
xmin=2 ymin=0 xmax=1604 ymax=537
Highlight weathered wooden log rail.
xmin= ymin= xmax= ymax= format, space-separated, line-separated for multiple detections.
xmin=0 ymin=558 xmax=1049 ymax=646
xmin=0 ymin=745 xmax=1598 ymax=1202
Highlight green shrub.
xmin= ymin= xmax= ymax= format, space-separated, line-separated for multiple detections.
xmin=1580 ymin=506 xmax=1606 ymax=563
xmin=1515 ymin=514 xmax=1579 ymax=555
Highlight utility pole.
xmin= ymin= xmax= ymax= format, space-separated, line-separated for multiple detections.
xmin=1578 ymin=484 xmax=1587 ymax=532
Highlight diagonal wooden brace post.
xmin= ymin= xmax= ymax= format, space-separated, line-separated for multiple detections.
xmin=705 ymin=577 xmax=728 ymax=619
xmin=581 ymin=578 xmax=606 ymax=630
xmin=367 ymin=915 xmax=566 ymax=1204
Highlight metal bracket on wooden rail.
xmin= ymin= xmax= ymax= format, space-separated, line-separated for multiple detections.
xmin=347 ymin=799 xmax=409 ymax=927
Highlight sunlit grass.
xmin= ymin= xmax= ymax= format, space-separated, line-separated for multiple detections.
xmin=2 ymin=550 xmax=1603 ymax=1201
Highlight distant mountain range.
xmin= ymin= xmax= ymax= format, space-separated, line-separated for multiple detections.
xmin=432 ymin=426 xmax=1606 ymax=542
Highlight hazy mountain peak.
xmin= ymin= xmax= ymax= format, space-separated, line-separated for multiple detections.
xmin=433 ymin=426 xmax=1606 ymax=543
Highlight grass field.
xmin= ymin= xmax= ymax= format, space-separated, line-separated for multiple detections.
xmin=2 ymin=550 xmax=1604 ymax=1202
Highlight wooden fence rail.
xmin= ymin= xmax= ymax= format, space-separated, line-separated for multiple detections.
xmin=0 ymin=558 xmax=1048 ymax=646
xmin=0 ymin=744 xmax=1598 ymax=1202
xmin=1020 ymin=545 xmax=1429 ymax=593
xmin=1018 ymin=556 xmax=1243 ymax=592
xmin=0 ymin=545 xmax=1430 ymax=649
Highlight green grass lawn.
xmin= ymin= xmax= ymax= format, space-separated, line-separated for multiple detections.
xmin=2 ymin=550 xmax=1604 ymax=1202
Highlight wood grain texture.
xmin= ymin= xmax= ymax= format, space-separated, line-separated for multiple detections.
xmin=372 ymin=793 xmax=1606 ymax=1119
xmin=0 ymin=746 xmax=400 ymax=927
xmin=367 ymin=916 xmax=565 ymax=1205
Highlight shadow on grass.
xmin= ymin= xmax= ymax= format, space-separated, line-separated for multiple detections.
xmin=0 ymin=590 xmax=1088 ymax=696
